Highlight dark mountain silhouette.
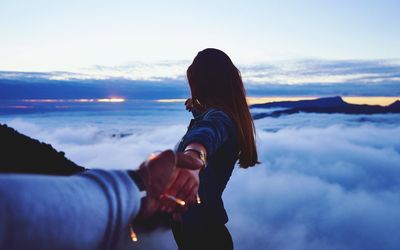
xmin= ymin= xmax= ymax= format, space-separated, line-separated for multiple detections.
xmin=0 ymin=124 xmax=85 ymax=175
xmin=251 ymin=96 xmax=400 ymax=119
xmin=389 ymin=100 xmax=400 ymax=109
xmin=251 ymin=96 xmax=347 ymax=109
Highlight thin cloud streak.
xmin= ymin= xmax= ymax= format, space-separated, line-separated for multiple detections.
xmin=1 ymin=59 xmax=400 ymax=85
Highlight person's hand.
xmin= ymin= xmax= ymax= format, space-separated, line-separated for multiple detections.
xmin=185 ymin=98 xmax=194 ymax=112
xmin=160 ymin=168 xmax=199 ymax=213
xmin=133 ymin=150 xmax=176 ymax=223
xmin=185 ymin=98 xmax=206 ymax=114
xmin=159 ymin=152 xmax=204 ymax=214
xmin=135 ymin=150 xmax=176 ymax=199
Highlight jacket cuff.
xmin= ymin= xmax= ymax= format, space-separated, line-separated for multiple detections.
xmin=127 ymin=170 xmax=146 ymax=191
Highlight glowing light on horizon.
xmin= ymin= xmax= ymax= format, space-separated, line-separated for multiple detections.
xmin=246 ymin=96 xmax=318 ymax=105
xmin=97 ymin=98 xmax=125 ymax=103
xmin=22 ymin=98 xmax=125 ymax=103
xmin=77 ymin=99 xmax=95 ymax=102
xmin=18 ymin=96 xmax=399 ymax=107
xmin=342 ymin=97 xmax=400 ymax=106
xmin=22 ymin=99 xmax=65 ymax=103
xmin=247 ymin=96 xmax=399 ymax=106
xmin=22 ymin=99 xmax=95 ymax=103
xmin=156 ymin=96 xmax=399 ymax=106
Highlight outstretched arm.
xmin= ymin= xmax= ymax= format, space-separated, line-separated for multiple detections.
xmin=0 ymin=150 xmax=179 ymax=250
xmin=160 ymin=109 xmax=235 ymax=213
xmin=0 ymin=170 xmax=141 ymax=250
xmin=182 ymin=109 xmax=235 ymax=157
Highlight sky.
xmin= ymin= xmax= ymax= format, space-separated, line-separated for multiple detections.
xmin=1 ymin=2 xmax=400 ymax=248
xmin=1 ymin=0 xmax=399 ymax=72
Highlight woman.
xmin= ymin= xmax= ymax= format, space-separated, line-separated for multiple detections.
xmin=162 ymin=48 xmax=258 ymax=249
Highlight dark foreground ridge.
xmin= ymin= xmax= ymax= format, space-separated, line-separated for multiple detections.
xmin=0 ymin=124 xmax=85 ymax=175
xmin=251 ymin=96 xmax=400 ymax=119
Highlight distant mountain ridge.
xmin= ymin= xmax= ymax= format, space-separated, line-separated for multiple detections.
xmin=251 ymin=96 xmax=347 ymax=109
xmin=251 ymin=96 xmax=400 ymax=119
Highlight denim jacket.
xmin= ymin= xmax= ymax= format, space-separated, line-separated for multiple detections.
xmin=176 ymin=108 xmax=239 ymax=227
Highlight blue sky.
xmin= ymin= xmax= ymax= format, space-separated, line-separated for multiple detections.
xmin=1 ymin=0 xmax=399 ymax=72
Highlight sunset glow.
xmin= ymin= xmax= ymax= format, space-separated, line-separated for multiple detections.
xmin=342 ymin=97 xmax=400 ymax=106
xmin=22 ymin=99 xmax=66 ymax=103
xmin=96 ymin=98 xmax=125 ymax=103
xmin=247 ymin=96 xmax=400 ymax=106
xmin=16 ymin=96 xmax=400 ymax=107
xmin=21 ymin=98 xmax=125 ymax=103
xmin=246 ymin=96 xmax=318 ymax=105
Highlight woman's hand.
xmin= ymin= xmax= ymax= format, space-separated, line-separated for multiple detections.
xmin=160 ymin=168 xmax=200 ymax=213
xmin=185 ymin=98 xmax=206 ymax=114
xmin=185 ymin=98 xmax=194 ymax=112
xmin=159 ymin=152 xmax=204 ymax=213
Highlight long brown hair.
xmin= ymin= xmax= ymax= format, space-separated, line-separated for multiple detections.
xmin=187 ymin=48 xmax=258 ymax=168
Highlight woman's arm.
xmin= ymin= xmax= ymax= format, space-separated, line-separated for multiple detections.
xmin=182 ymin=109 xmax=235 ymax=157
xmin=183 ymin=142 xmax=207 ymax=168
xmin=160 ymin=109 xmax=235 ymax=213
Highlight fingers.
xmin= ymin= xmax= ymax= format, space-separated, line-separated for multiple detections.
xmin=175 ymin=170 xmax=199 ymax=204
xmin=175 ymin=176 xmax=195 ymax=202
xmin=185 ymin=98 xmax=193 ymax=111
xmin=164 ymin=170 xmax=190 ymax=213
xmin=182 ymin=182 xmax=198 ymax=205
xmin=138 ymin=149 xmax=202 ymax=215
xmin=159 ymin=195 xmax=178 ymax=213
xmin=159 ymin=169 xmax=184 ymax=212
xmin=142 ymin=149 xmax=176 ymax=198
xmin=150 ymin=150 xmax=176 ymax=172
xmin=160 ymin=169 xmax=199 ymax=213
xmin=184 ymin=98 xmax=191 ymax=106
xmin=176 ymin=152 xmax=204 ymax=170
xmin=165 ymin=167 xmax=180 ymax=191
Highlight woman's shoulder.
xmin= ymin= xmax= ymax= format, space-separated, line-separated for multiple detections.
xmin=202 ymin=108 xmax=231 ymax=120
xmin=201 ymin=108 xmax=236 ymax=131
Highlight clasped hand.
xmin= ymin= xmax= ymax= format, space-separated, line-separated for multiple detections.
xmin=135 ymin=150 xmax=203 ymax=221
xmin=159 ymin=152 xmax=203 ymax=214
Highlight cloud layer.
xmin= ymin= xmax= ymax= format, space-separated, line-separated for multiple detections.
xmin=225 ymin=122 xmax=400 ymax=250
xmin=3 ymin=113 xmax=400 ymax=250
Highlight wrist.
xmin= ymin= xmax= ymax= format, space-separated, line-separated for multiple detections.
xmin=127 ymin=169 xmax=147 ymax=192
xmin=183 ymin=147 xmax=207 ymax=169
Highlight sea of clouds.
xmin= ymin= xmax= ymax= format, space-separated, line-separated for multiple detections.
xmin=3 ymin=113 xmax=400 ymax=250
